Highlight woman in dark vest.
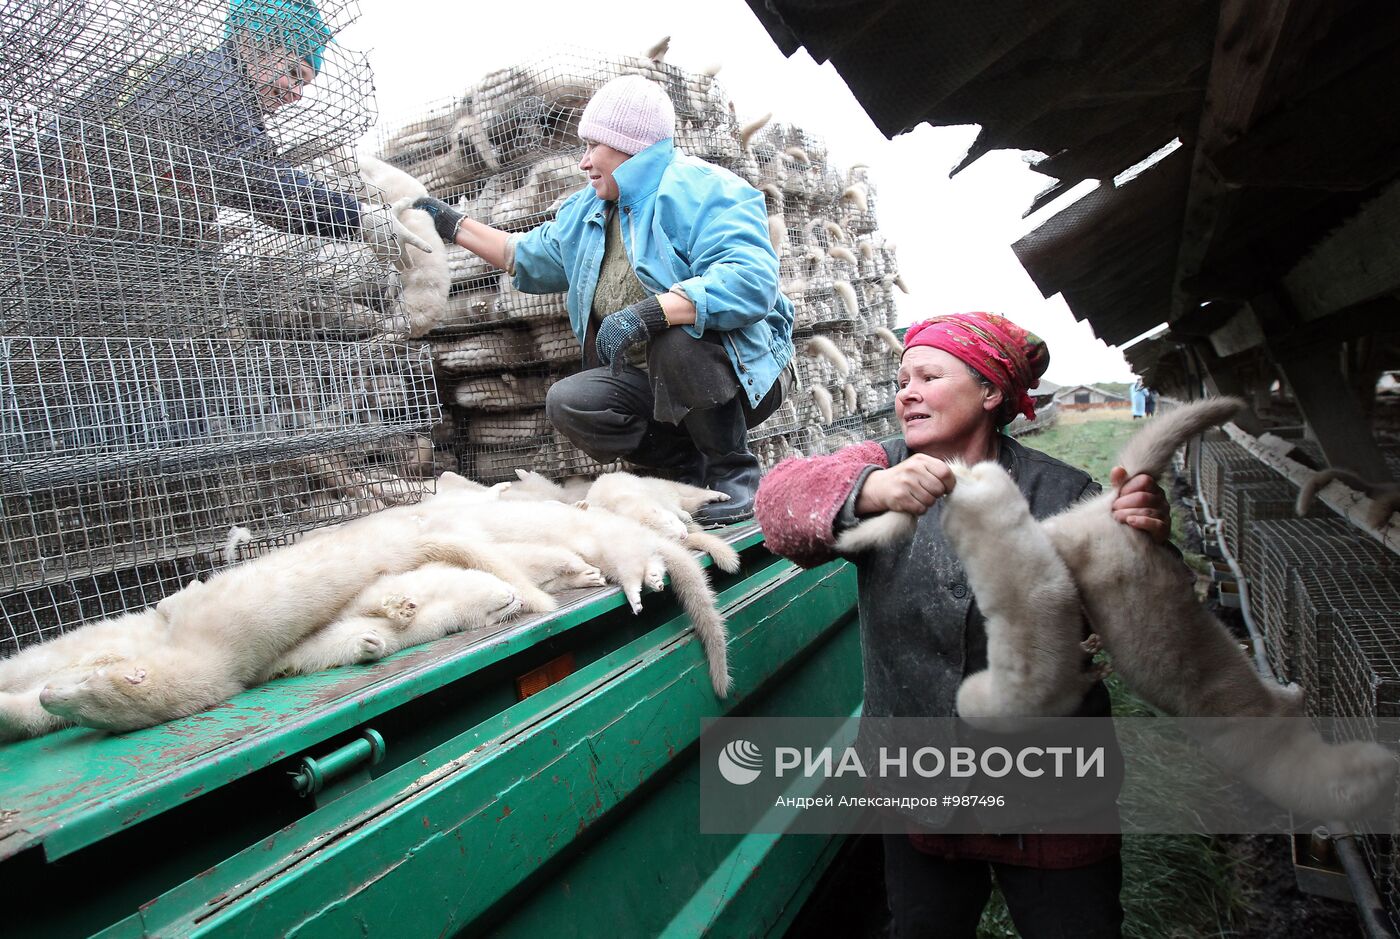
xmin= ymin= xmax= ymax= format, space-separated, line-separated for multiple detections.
xmin=755 ymin=312 xmax=1171 ymax=938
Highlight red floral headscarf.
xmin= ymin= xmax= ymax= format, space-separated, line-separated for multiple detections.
xmin=902 ymin=312 xmax=1050 ymax=421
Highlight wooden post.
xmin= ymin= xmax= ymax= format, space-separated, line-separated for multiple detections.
xmin=1270 ymin=340 xmax=1390 ymax=481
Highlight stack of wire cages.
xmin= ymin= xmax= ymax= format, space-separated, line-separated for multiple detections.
xmin=374 ymin=45 xmax=905 ymax=483
xmin=1250 ymin=518 xmax=1397 ymax=683
xmin=1288 ymin=565 xmax=1400 ymax=908
xmin=0 ymin=0 xmax=440 ymax=655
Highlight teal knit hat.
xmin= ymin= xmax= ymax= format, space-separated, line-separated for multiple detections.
xmin=226 ymin=0 xmax=332 ymax=73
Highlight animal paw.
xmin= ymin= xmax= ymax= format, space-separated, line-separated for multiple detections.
xmin=1080 ymin=633 xmax=1103 ymax=655
xmin=356 ymin=631 xmax=388 ymax=663
xmin=573 ymin=565 xmax=607 ymax=588
xmin=645 ymin=557 xmax=667 ymax=592
xmin=379 ymin=593 xmax=418 ymax=626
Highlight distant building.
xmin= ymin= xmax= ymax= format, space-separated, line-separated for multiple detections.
xmin=1052 ymin=384 xmax=1129 ymax=411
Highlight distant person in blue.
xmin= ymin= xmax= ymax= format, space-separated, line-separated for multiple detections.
xmin=413 ymin=75 xmax=795 ymax=525
xmin=88 ymin=0 xmax=428 ymax=256
xmin=1144 ymin=386 xmax=1157 ymax=417
xmin=1130 ymin=379 xmax=1148 ymax=419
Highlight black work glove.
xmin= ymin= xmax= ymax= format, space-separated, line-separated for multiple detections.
xmin=595 ymin=295 xmax=668 ymax=374
xmin=411 ymin=195 xmax=466 ymax=243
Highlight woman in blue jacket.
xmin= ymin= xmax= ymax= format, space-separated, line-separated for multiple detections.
xmin=415 ymin=75 xmax=795 ymax=525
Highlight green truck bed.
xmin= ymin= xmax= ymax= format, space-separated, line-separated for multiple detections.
xmin=0 ymin=528 xmax=863 ymax=938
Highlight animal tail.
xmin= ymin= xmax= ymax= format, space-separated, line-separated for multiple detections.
xmin=740 ymin=112 xmax=772 ymax=151
xmin=684 ymin=529 xmax=741 ymax=573
xmin=834 ymin=510 xmax=918 ymax=553
xmin=767 ymin=214 xmax=786 ymax=252
xmin=812 ymin=385 xmax=834 ymax=425
xmin=1298 ymin=468 xmax=1400 ymax=527
xmin=223 ymin=526 xmax=252 ymax=566
xmin=833 ymin=279 xmax=860 ymax=318
xmin=655 ymin=541 xmax=731 ymax=697
xmin=874 ymin=326 xmax=902 ymax=356
xmin=1115 ymin=397 xmax=1244 ymax=479
xmin=843 ymin=382 xmax=859 ymax=414
xmin=804 ymin=334 xmax=850 ymax=377
xmin=840 ymin=184 xmax=869 ymax=213
xmin=828 ymin=245 xmax=858 ymax=265
xmin=1297 ymin=468 xmax=1369 ymax=516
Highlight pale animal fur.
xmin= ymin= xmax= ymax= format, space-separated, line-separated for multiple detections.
xmin=874 ymin=326 xmax=902 ymax=356
xmin=838 ymin=398 xmax=1397 ymax=818
xmin=644 ymin=35 xmax=670 ymax=62
xmin=941 ymin=459 xmax=1104 ymax=731
xmin=804 ymin=335 xmax=850 ymax=378
xmin=739 ymin=113 xmax=772 ymax=152
xmin=1297 ymin=468 xmax=1400 ymax=529
xmin=437 ymin=495 xmax=733 ymax=696
xmin=499 ymin=468 xmax=593 ymax=503
xmin=811 ymin=384 xmax=834 ymax=425
xmin=264 ymin=565 xmax=524 ymax=678
xmin=582 ymin=472 xmax=742 ymax=574
xmin=784 ymin=146 xmax=810 ymax=164
xmin=843 ymin=382 xmax=859 ymax=415
xmin=358 ymin=154 xmax=450 ymax=338
xmin=840 ymin=183 xmax=869 ymax=213
xmin=827 ymin=245 xmax=858 ymax=266
xmin=767 ymin=214 xmax=787 ymax=252
xmin=823 ymin=220 xmax=848 ymax=244
xmin=833 ymin=279 xmax=860 ymax=318
xmin=12 ymin=500 xmax=556 ymax=737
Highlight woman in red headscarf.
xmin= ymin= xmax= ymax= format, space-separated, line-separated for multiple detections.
xmin=755 ymin=312 xmax=1170 ymax=938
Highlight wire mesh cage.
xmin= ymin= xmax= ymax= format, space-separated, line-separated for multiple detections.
xmin=373 ymin=43 xmax=902 ymax=488
xmin=0 ymin=0 xmax=442 ymax=654
xmin=1251 ymin=517 xmax=1398 ymax=682
xmin=1198 ymin=440 xmax=1248 ymax=515
xmin=1290 ymin=574 xmax=1400 ymax=898
xmin=1292 ymin=567 xmax=1400 ymax=722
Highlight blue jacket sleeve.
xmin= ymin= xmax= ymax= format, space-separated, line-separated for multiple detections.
xmin=509 ymin=217 xmax=570 ymax=294
xmin=659 ymin=172 xmax=780 ymax=335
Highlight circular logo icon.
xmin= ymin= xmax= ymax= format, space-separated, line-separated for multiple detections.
xmin=718 ymin=739 xmax=763 ymax=785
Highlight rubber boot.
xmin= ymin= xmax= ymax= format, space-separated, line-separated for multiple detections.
xmin=684 ymin=398 xmax=761 ymax=526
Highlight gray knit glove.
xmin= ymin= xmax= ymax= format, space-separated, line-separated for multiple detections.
xmin=596 ymin=295 xmax=668 ymax=374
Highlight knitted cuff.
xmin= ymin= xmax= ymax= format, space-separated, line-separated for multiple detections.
xmin=632 ymin=294 xmax=669 ymax=334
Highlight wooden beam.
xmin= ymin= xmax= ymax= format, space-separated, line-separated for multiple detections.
xmin=1169 ymin=1 xmax=1340 ymax=323
xmin=1191 ymin=341 xmax=1265 ymax=435
xmin=1281 ymin=179 xmax=1400 ymax=322
xmin=1224 ymin=424 xmax=1400 ymax=555
xmin=1208 ymin=305 xmax=1266 ymax=358
xmin=1270 ymin=340 xmax=1390 ymax=481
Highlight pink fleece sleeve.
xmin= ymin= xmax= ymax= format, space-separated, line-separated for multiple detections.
xmin=754 ymin=441 xmax=891 ymax=568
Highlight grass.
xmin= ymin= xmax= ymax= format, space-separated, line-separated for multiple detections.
xmin=974 ymin=409 xmax=1248 ymax=938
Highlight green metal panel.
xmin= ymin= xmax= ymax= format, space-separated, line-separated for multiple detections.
xmin=0 ymin=528 xmax=767 ymax=863
xmin=98 ymin=558 xmax=857 ymax=938
xmin=494 ymin=603 xmax=863 ymax=939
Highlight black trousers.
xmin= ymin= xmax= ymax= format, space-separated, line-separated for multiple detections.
xmin=545 ymin=327 xmax=783 ymax=467
xmin=881 ymin=834 xmax=1123 ymax=939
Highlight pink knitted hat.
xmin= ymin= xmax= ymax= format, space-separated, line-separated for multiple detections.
xmin=578 ymin=75 xmax=676 ymax=155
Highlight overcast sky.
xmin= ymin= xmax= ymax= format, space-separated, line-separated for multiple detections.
xmin=336 ymin=0 xmax=1146 ymax=385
